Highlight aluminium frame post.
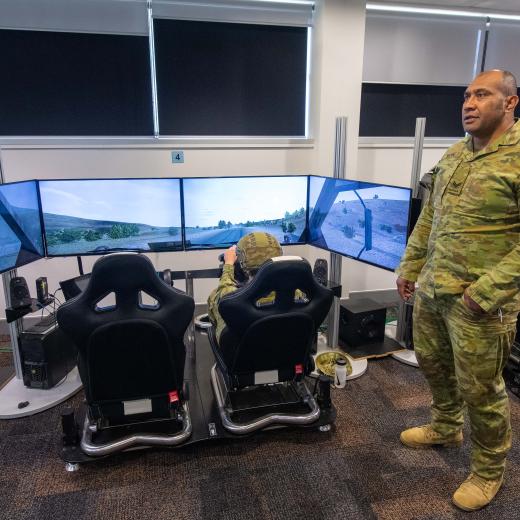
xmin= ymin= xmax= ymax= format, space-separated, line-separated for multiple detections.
xmin=410 ymin=117 xmax=426 ymax=199
xmin=326 ymin=116 xmax=348 ymax=349
xmin=0 ymin=150 xmax=23 ymax=379
xmin=396 ymin=117 xmax=426 ymax=343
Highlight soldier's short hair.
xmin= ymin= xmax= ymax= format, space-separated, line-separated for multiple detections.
xmin=501 ymin=70 xmax=518 ymax=97
xmin=480 ymin=69 xmax=518 ymax=96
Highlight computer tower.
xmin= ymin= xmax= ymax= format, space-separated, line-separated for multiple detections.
xmin=339 ymin=298 xmax=386 ymax=347
xmin=20 ymin=322 xmax=77 ymax=389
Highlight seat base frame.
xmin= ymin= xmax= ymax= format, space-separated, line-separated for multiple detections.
xmin=60 ymin=330 xmax=336 ymax=466
xmin=211 ymin=364 xmax=321 ymax=434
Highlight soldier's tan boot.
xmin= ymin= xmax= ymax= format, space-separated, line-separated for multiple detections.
xmin=452 ymin=473 xmax=504 ymax=511
xmin=400 ymin=424 xmax=463 ymax=448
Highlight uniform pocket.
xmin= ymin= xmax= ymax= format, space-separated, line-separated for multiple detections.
xmin=459 ymin=293 xmax=486 ymax=320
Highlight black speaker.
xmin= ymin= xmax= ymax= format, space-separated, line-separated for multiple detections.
xmin=9 ymin=277 xmax=32 ymax=309
xmin=36 ymin=277 xmax=49 ymax=304
xmin=20 ymin=323 xmax=77 ymax=389
xmin=339 ymin=298 xmax=386 ymax=347
xmin=313 ymin=258 xmax=328 ymax=285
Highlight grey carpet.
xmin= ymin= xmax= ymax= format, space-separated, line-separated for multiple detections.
xmin=1 ymin=356 xmax=520 ymax=520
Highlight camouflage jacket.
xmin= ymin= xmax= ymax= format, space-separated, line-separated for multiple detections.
xmin=208 ymin=264 xmax=239 ymax=342
xmin=207 ymin=264 xmax=308 ymax=341
xmin=397 ymin=119 xmax=520 ymax=314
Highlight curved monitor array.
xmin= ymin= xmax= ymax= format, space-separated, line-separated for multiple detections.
xmin=0 ymin=175 xmax=412 ymax=274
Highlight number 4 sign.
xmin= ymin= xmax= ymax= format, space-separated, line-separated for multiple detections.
xmin=171 ymin=151 xmax=184 ymax=164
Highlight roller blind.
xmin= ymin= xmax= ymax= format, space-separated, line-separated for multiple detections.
xmin=154 ymin=18 xmax=308 ymax=136
xmin=363 ymin=12 xmax=485 ymax=85
xmin=0 ymin=29 xmax=153 ymax=135
xmin=152 ymin=0 xmax=314 ymax=27
xmin=0 ymin=0 xmax=148 ymax=35
xmin=485 ymin=21 xmax=520 ymax=79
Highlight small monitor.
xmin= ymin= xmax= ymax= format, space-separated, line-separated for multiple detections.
xmin=308 ymin=176 xmax=412 ymax=271
xmin=39 ymin=178 xmax=182 ymax=256
xmin=0 ymin=180 xmax=44 ymax=274
xmin=183 ymin=176 xmax=308 ymax=249
xmin=59 ymin=273 xmax=91 ymax=301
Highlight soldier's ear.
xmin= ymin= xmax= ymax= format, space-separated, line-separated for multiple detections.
xmin=505 ymin=94 xmax=519 ymax=113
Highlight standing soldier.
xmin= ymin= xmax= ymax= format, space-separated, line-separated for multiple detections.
xmin=396 ymin=69 xmax=520 ymax=511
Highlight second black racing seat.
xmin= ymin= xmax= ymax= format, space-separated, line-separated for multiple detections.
xmin=208 ymin=256 xmax=333 ymax=434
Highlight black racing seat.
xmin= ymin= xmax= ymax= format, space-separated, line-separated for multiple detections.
xmin=57 ymin=253 xmax=194 ymax=455
xmin=210 ymin=256 xmax=333 ymax=389
xmin=208 ymin=256 xmax=333 ymax=433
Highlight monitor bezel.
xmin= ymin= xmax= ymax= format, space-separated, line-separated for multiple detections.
xmin=307 ymin=175 xmax=413 ymax=273
xmin=181 ymin=174 xmax=310 ymax=251
xmin=38 ymin=177 xmax=184 ymax=258
xmin=0 ymin=179 xmax=45 ymax=275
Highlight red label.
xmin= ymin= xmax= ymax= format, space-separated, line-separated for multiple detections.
xmin=295 ymin=364 xmax=303 ymax=374
xmin=169 ymin=391 xmax=179 ymax=403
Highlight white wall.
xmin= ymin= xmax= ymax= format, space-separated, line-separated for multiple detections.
xmin=0 ymin=0 xmax=369 ymax=312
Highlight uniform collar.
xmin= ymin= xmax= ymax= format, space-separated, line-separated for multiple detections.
xmin=463 ymin=118 xmax=520 ymax=160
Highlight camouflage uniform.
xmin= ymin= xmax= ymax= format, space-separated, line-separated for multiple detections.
xmin=208 ymin=263 xmax=241 ymax=341
xmin=397 ymin=119 xmax=520 ymax=480
xmin=208 ymin=232 xmax=283 ymax=341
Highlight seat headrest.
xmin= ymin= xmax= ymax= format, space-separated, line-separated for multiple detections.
xmin=85 ymin=253 xmax=161 ymax=296
xmin=219 ymin=256 xmax=333 ymax=335
xmin=271 ymin=255 xmax=304 ymax=262
xmin=57 ymin=252 xmax=195 ymax=349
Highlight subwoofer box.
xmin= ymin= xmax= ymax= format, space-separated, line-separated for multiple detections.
xmin=339 ymin=298 xmax=386 ymax=347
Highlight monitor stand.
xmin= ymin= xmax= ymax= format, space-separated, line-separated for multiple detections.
xmin=0 ymin=367 xmax=82 ymax=419
xmin=315 ymin=332 xmax=367 ymax=380
xmin=392 ymin=350 xmax=419 ymax=367
xmin=386 ymin=321 xmax=419 ymax=367
xmin=1 ymin=269 xmax=82 ymax=419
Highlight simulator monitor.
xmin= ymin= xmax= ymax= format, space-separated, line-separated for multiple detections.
xmin=39 ymin=178 xmax=183 ymax=256
xmin=183 ymin=176 xmax=308 ymax=249
xmin=308 ymin=176 xmax=412 ymax=271
xmin=0 ymin=180 xmax=45 ymax=274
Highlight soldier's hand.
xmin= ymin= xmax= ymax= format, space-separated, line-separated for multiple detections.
xmin=224 ymin=245 xmax=237 ymax=265
xmin=463 ymin=291 xmax=486 ymax=314
xmin=396 ymin=276 xmax=415 ymax=301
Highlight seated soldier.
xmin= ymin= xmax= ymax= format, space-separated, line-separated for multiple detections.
xmin=208 ymin=231 xmax=306 ymax=342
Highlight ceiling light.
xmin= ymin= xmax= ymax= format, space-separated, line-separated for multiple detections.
xmin=366 ymin=3 xmax=520 ymax=22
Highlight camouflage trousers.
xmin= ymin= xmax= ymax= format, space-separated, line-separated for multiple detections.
xmin=413 ymin=291 xmax=517 ymax=479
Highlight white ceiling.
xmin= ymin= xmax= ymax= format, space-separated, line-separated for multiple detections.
xmin=370 ymin=1 xmax=520 ymax=15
